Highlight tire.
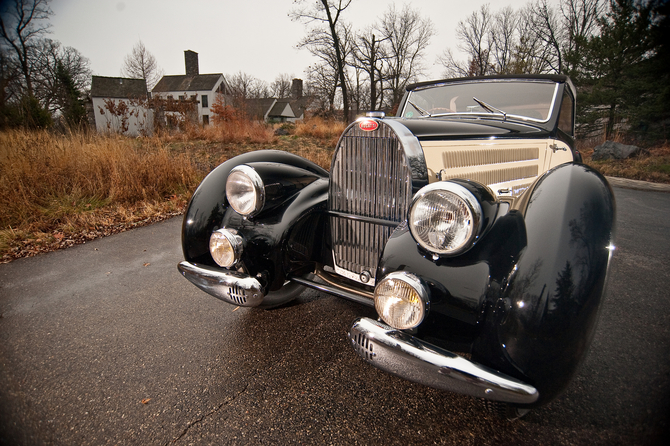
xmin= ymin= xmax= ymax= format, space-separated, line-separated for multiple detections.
xmin=258 ymin=281 xmax=306 ymax=309
xmin=483 ymin=399 xmax=531 ymax=421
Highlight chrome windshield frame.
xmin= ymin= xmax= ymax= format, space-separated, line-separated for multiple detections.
xmin=401 ymin=79 xmax=560 ymax=125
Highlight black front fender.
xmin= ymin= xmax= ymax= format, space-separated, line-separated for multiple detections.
xmin=473 ymin=163 xmax=616 ymax=407
xmin=181 ymin=150 xmax=328 ymax=267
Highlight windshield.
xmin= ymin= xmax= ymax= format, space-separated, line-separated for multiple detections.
xmin=401 ymin=80 xmax=559 ymax=122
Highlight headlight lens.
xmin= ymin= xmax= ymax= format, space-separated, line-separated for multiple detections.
xmin=409 ymin=182 xmax=482 ymax=256
xmin=226 ymin=165 xmax=265 ymax=217
xmin=374 ymin=272 xmax=429 ymax=330
xmin=209 ymin=229 xmax=243 ymax=268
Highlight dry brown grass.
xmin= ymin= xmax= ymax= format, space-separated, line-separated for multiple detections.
xmin=0 ymin=118 xmax=339 ymax=262
xmin=579 ymin=139 xmax=670 ymax=184
xmin=168 ymin=115 xmax=276 ymax=145
xmin=294 ymin=117 xmax=347 ymax=148
xmin=8 ymin=118 xmax=664 ymax=264
xmin=0 ymin=129 xmax=201 ymax=260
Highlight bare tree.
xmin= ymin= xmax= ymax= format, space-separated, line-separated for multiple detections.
xmin=512 ymin=5 xmax=557 ymax=74
xmin=31 ymin=38 xmax=91 ymax=115
xmin=523 ymin=0 xmax=602 ymax=76
xmin=305 ymin=62 xmax=339 ymax=114
xmin=527 ymin=0 xmax=566 ymax=73
xmin=270 ymin=73 xmax=294 ymax=98
xmin=0 ymin=47 xmax=22 ymax=107
xmin=439 ymin=2 xmax=585 ymax=77
xmin=292 ymin=0 xmax=352 ymax=122
xmin=378 ymin=4 xmax=435 ymax=109
xmin=121 ymin=40 xmax=163 ymax=90
xmin=0 ymin=0 xmax=52 ymax=97
xmin=490 ymin=6 xmax=519 ymax=74
xmin=560 ymin=0 xmax=603 ymax=76
xmin=453 ymin=4 xmax=494 ymax=77
xmin=437 ymin=48 xmax=471 ymax=78
xmin=226 ymin=71 xmax=270 ymax=106
xmin=352 ymin=30 xmax=387 ymax=111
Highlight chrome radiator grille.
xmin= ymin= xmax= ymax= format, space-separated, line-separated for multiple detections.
xmin=328 ymin=122 xmax=412 ymax=285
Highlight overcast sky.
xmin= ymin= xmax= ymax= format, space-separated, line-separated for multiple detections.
xmin=48 ymin=0 xmax=543 ymax=85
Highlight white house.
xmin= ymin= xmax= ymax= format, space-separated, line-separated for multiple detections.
xmin=151 ymin=50 xmax=231 ymax=125
xmin=245 ymin=79 xmax=311 ymax=122
xmin=90 ymin=76 xmax=153 ymax=136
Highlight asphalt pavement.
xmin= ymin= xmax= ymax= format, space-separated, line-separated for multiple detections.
xmin=1 ymin=184 xmax=669 ymax=445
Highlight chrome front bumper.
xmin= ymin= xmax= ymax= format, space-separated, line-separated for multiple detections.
xmin=349 ymin=317 xmax=538 ymax=404
xmin=178 ymin=261 xmax=265 ymax=307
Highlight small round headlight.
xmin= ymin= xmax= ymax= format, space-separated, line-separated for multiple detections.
xmin=409 ymin=182 xmax=482 ymax=256
xmin=374 ymin=272 xmax=429 ymax=330
xmin=226 ymin=165 xmax=265 ymax=217
xmin=209 ymin=229 xmax=243 ymax=268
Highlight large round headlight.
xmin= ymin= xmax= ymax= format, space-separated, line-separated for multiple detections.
xmin=209 ymin=229 xmax=243 ymax=268
xmin=409 ymin=182 xmax=482 ymax=256
xmin=226 ymin=165 xmax=265 ymax=217
xmin=374 ymin=272 xmax=429 ymax=330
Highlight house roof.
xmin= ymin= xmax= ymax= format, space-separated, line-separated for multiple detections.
xmin=245 ymin=98 xmax=277 ymax=120
xmin=289 ymin=97 xmax=311 ymax=117
xmin=269 ymin=100 xmax=295 ymax=118
xmin=91 ymin=76 xmax=147 ymax=98
xmin=152 ymin=74 xmax=224 ymax=93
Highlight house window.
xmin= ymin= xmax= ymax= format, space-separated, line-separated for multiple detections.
xmin=201 ymin=95 xmax=208 ymax=108
xmin=178 ymin=95 xmax=185 ymax=101
xmin=203 ymin=115 xmax=209 ymax=125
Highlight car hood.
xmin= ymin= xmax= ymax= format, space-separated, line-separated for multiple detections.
xmin=393 ymin=117 xmax=549 ymax=140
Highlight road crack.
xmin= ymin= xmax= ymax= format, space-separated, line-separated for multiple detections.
xmin=167 ymin=371 xmax=258 ymax=445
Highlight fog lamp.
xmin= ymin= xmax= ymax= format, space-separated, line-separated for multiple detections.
xmin=374 ymin=272 xmax=429 ymax=330
xmin=209 ymin=229 xmax=243 ymax=268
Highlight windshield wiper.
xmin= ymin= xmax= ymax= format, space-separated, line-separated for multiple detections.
xmin=407 ymin=99 xmax=432 ymax=117
xmin=472 ymin=97 xmax=507 ymax=121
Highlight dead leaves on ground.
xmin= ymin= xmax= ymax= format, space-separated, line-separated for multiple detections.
xmin=1 ymin=202 xmax=185 ymax=263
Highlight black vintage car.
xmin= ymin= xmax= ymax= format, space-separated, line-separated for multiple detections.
xmin=178 ymin=74 xmax=615 ymax=418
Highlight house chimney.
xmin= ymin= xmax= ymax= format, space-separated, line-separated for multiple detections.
xmin=185 ymin=50 xmax=199 ymax=76
xmin=291 ymin=78 xmax=303 ymax=99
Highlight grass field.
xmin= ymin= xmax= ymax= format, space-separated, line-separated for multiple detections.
xmin=0 ymin=118 xmax=666 ymax=263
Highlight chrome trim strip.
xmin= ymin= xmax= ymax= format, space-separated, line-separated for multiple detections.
xmin=178 ymin=261 xmax=265 ymax=307
xmin=317 ymin=264 xmax=377 ymax=294
xmin=349 ymin=317 xmax=539 ymax=404
xmin=327 ymin=211 xmax=399 ymax=228
xmin=289 ymin=273 xmax=375 ymax=307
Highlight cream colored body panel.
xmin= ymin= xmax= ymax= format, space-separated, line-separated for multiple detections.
xmin=421 ymin=139 xmax=574 ymax=198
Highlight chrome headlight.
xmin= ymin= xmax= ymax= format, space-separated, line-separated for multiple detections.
xmin=409 ymin=182 xmax=482 ymax=256
xmin=226 ymin=165 xmax=265 ymax=217
xmin=374 ymin=272 xmax=429 ymax=330
xmin=209 ymin=229 xmax=243 ymax=268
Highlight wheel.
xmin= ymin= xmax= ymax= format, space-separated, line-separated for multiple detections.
xmin=258 ymin=280 xmax=306 ymax=309
xmin=482 ymin=399 xmax=531 ymax=421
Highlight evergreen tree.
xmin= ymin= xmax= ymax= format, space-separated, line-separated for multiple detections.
xmin=579 ymin=0 xmax=654 ymax=140
xmin=55 ymin=60 xmax=86 ymax=128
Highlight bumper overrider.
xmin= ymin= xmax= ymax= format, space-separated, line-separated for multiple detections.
xmin=178 ymin=261 xmax=265 ymax=307
xmin=349 ymin=317 xmax=538 ymax=404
